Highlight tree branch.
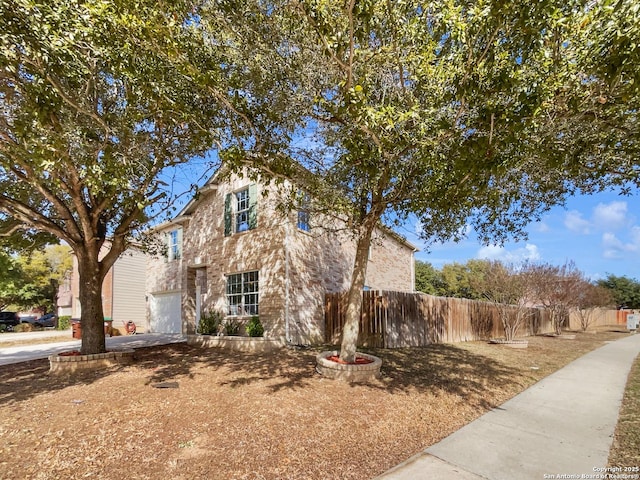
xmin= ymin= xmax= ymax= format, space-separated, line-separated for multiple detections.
xmin=0 ymin=195 xmax=72 ymax=244
xmin=293 ymin=0 xmax=350 ymax=74
xmin=4 ymin=155 xmax=83 ymax=242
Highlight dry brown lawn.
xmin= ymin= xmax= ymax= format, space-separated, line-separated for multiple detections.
xmin=0 ymin=328 xmax=631 ymax=480
xmin=609 ymin=349 xmax=640 ymax=468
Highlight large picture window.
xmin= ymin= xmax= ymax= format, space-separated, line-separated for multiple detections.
xmin=226 ymin=271 xmax=259 ymax=316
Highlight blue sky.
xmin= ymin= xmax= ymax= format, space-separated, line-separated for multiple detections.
xmin=400 ymin=188 xmax=640 ymax=281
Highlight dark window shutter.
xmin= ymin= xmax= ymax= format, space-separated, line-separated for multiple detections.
xmin=248 ymin=184 xmax=258 ymax=230
xmin=224 ymin=193 xmax=232 ymax=236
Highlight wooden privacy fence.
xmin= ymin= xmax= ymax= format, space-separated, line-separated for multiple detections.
xmin=568 ymin=308 xmax=624 ymax=330
xmin=325 ymin=290 xmax=621 ymax=348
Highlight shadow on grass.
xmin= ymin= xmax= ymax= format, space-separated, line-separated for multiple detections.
xmin=0 ymin=342 xmax=521 ymax=410
xmin=143 ymin=342 xmax=524 ymax=404
xmin=136 ymin=342 xmax=523 ymax=407
xmin=0 ymin=358 xmax=104 ymax=406
xmin=370 ymin=344 xmax=523 ymax=406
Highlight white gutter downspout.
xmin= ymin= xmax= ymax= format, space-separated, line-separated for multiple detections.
xmin=411 ymin=249 xmax=416 ymax=292
xmin=284 ymin=222 xmax=291 ymax=344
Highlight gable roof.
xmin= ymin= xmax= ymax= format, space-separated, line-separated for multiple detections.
xmin=174 ymin=164 xmax=228 ymax=220
xmin=164 ymin=163 xmax=418 ymax=252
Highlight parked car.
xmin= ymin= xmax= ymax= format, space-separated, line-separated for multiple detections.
xmin=19 ymin=313 xmax=57 ymax=328
xmin=37 ymin=313 xmax=57 ymax=328
xmin=19 ymin=315 xmax=38 ymax=324
xmin=0 ymin=311 xmax=20 ymax=330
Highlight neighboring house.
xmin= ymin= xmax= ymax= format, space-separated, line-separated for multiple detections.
xmin=65 ymin=247 xmax=147 ymax=332
xmin=56 ymin=273 xmax=73 ymax=317
xmin=146 ymin=168 xmax=417 ymax=345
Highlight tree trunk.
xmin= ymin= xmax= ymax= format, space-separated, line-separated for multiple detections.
xmin=50 ymin=278 xmax=59 ymax=317
xmin=501 ymin=310 xmax=514 ymax=341
xmin=339 ymin=222 xmax=375 ymax=363
xmin=552 ymin=306 xmax=563 ymax=335
xmin=77 ymin=252 xmax=107 ymax=355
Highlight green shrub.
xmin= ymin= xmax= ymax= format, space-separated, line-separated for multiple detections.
xmin=198 ymin=310 xmax=223 ymax=335
xmin=57 ymin=316 xmax=71 ymax=330
xmin=245 ymin=316 xmax=264 ymax=337
xmin=0 ymin=324 xmax=7 ymax=333
xmin=223 ymin=317 xmax=241 ymax=336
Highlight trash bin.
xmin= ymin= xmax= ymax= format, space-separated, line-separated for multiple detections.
xmin=71 ymin=318 xmax=81 ymax=339
xmin=71 ymin=319 xmax=113 ymax=338
xmin=104 ymin=319 xmax=113 ymax=337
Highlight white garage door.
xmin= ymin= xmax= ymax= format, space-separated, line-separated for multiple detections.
xmin=150 ymin=292 xmax=182 ymax=334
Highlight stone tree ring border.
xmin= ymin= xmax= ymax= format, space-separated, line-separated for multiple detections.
xmin=316 ymin=350 xmax=382 ymax=382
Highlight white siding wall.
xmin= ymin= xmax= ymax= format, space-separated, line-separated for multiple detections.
xmin=112 ymin=250 xmax=147 ymax=332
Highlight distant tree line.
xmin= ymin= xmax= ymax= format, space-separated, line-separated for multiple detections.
xmin=0 ymin=245 xmax=72 ymax=313
xmin=415 ymin=259 xmax=639 ymax=310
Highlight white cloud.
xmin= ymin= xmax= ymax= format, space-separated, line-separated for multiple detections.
xmin=602 ymin=233 xmax=623 ymax=259
xmin=534 ymin=222 xmax=551 ymax=233
xmin=602 ymin=227 xmax=640 ymax=259
xmin=564 ymin=210 xmax=591 ymax=234
xmin=476 ymin=243 xmax=541 ymax=264
xmin=564 ymin=201 xmax=633 ymax=237
xmin=593 ymin=201 xmax=629 ymax=231
xmin=476 ymin=244 xmax=503 ymax=259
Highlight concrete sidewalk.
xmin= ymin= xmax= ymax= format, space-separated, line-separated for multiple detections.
xmin=375 ymin=333 xmax=640 ymax=480
xmin=0 ymin=332 xmax=186 ymax=365
xmin=0 ymin=329 xmax=71 ymax=344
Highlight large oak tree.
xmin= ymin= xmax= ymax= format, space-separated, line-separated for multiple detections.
xmin=0 ymin=1 xmax=229 ymax=353
xmin=206 ymin=0 xmax=640 ymax=362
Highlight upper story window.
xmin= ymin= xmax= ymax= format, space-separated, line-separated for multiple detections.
xmin=235 ymin=188 xmax=250 ymax=233
xmin=225 ymin=184 xmax=257 ymax=236
xmin=167 ymin=228 xmax=182 ymax=261
xmin=297 ymin=191 xmax=311 ymax=232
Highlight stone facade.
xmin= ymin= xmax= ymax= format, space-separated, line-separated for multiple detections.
xmin=146 ymin=169 xmax=416 ymax=345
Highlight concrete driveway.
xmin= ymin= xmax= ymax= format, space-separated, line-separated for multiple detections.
xmin=0 ymin=331 xmax=186 ymax=366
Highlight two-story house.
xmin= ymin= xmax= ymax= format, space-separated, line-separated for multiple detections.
xmin=146 ymin=168 xmax=416 ymax=345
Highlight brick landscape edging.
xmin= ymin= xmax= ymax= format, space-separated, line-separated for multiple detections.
xmin=187 ymin=335 xmax=284 ymax=353
xmin=48 ymin=349 xmax=135 ymax=375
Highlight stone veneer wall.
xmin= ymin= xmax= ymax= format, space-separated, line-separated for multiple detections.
xmin=286 ymin=225 xmax=351 ymax=344
xmin=180 ymin=175 xmax=287 ymax=339
xmin=365 ymin=230 xmax=415 ymax=291
xmin=286 ymin=222 xmax=415 ymax=345
xmin=146 ymin=248 xmax=182 ymax=295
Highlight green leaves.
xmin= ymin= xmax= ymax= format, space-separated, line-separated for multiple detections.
xmin=597 ymin=274 xmax=640 ymax=309
xmin=213 ymin=0 xmax=637 ymax=252
xmin=0 ymin=0 xmax=227 ymax=252
xmin=0 ymin=245 xmax=72 ymax=311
